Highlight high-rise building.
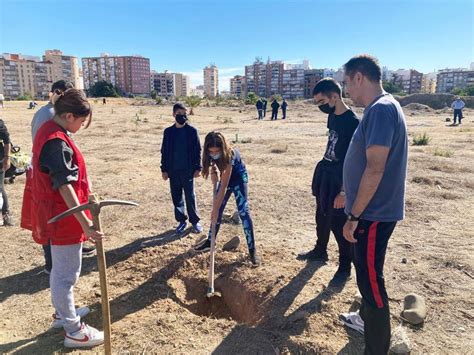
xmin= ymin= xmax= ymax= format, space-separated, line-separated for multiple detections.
xmin=436 ymin=69 xmax=474 ymax=93
xmin=182 ymin=75 xmax=190 ymax=97
xmin=245 ymin=58 xmax=318 ymax=99
xmin=82 ymin=54 xmax=151 ymax=95
xmin=151 ymin=71 xmax=188 ymax=97
xmin=43 ymin=49 xmax=80 ymax=88
xmin=282 ymin=67 xmax=304 ymax=99
xmin=0 ymin=53 xmax=53 ymax=99
xmin=203 ymin=64 xmax=219 ymax=97
xmin=230 ymin=75 xmax=245 ymax=98
xmin=304 ymin=69 xmax=324 ymax=98
xmin=267 ymin=61 xmax=284 ymax=97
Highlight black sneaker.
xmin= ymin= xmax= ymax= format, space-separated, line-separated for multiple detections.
xmin=249 ymin=249 xmax=261 ymax=267
xmin=82 ymin=245 xmax=96 ymax=257
xmin=2 ymin=212 xmax=14 ymax=226
xmin=297 ymin=248 xmax=328 ymax=262
xmin=329 ymin=268 xmax=351 ymax=286
xmin=194 ymin=239 xmax=211 ymax=253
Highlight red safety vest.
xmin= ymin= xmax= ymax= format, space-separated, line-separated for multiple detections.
xmin=21 ymin=120 xmax=91 ymax=245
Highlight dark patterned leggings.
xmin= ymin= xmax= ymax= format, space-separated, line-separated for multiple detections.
xmin=207 ymin=182 xmax=255 ymax=251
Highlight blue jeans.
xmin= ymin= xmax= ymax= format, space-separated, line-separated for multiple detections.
xmin=453 ymin=109 xmax=463 ymax=124
xmin=207 ymin=181 xmax=256 ymax=251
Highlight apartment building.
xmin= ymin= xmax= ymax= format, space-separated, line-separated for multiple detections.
xmin=230 ymin=75 xmax=245 ymax=98
xmin=82 ymin=54 xmax=151 ymax=95
xmin=393 ymin=69 xmax=423 ymax=94
xmin=282 ymin=67 xmax=304 ymax=99
xmin=304 ymin=69 xmax=324 ymax=98
xmin=421 ymin=72 xmax=437 ymax=94
xmin=43 ymin=49 xmax=80 ymax=88
xmin=436 ymin=69 xmax=474 ymax=93
xmin=203 ymin=64 xmax=219 ymax=97
xmin=151 ymin=71 xmax=188 ymax=97
xmin=0 ymin=53 xmax=53 ymax=99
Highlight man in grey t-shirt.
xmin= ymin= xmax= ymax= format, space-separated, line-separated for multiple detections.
xmin=340 ymin=55 xmax=408 ymax=355
xmin=31 ymin=80 xmax=73 ymax=141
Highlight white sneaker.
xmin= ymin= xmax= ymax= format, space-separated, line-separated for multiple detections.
xmin=340 ymin=310 xmax=365 ymax=335
xmin=64 ymin=323 xmax=104 ymax=348
xmin=52 ymin=306 xmax=90 ymax=328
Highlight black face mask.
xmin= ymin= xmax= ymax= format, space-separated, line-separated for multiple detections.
xmin=318 ymin=103 xmax=335 ymax=114
xmin=175 ymin=114 xmax=187 ymax=125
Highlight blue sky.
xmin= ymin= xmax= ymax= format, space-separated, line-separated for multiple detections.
xmin=1 ymin=0 xmax=473 ymax=90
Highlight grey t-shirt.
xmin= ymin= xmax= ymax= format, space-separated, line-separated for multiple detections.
xmin=343 ymin=93 xmax=408 ymax=222
xmin=31 ymin=102 xmax=55 ymax=141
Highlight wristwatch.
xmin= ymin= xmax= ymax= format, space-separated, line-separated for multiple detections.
xmin=347 ymin=212 xmax=360 ymax=221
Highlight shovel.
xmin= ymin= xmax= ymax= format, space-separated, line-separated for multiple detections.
xmin=206 ymin=166 xmax=222 ymax=299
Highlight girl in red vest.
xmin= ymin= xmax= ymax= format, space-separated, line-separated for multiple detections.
xmin=21 ymin=88 xmax=104 ymax=348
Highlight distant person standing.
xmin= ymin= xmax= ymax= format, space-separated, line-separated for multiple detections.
xmin=451 ymin=96 xmax=465 ymax=125
xmin=0 ymin=94 xmax=4 ymax=108
xmin=281 ymin=99 xmax=288 ymax=119
xmin=256 ymin=99 xmax=264 ymax=120
xmin=103 ymin=98 xmax=107 ymax=105
xmin=271 ymin=99 xmax=280 ymax=120
xmin=0 ymin=118 xmax=13 ymax=226
xmin=340 ymin=55 xmax=408 ymax=355
xmin=262 ymin=98 xmax=268 ymax=117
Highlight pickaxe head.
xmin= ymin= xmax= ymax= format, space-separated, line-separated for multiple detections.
xmin=48 ymin=197 xmax=138 ymax=224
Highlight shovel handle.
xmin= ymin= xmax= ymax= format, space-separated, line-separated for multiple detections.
xmin=208 ymin=179 xmax=219 ymax=294
xmin=92 ymin=209 xmax=112 ymax=355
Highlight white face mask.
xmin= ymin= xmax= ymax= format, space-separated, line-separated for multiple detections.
xmin=210 ymin=152 xmax=222 ymax=160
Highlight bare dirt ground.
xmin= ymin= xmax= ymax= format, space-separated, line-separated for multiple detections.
xmin=0 ymin=98 xmax=473 ymax=354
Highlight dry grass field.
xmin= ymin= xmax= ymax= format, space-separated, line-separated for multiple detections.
xmin=0 ymin=98 xmax=473 ymax=354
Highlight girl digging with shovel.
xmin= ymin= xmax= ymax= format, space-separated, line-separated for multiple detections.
xmin=194 ymin=131 xmax=261 ymax=267
xmin=21 ymin=88 xmax=104 ymax=348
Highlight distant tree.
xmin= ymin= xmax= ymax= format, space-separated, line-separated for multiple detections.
xmin=465 ymin=85 xmax=474 ymax=96
xmin=151 ymin=90 xmax=157 ymax=99
xmin=16 ymin=92 xmax=33 ymax=101
xmin=245 ymin=92 xmax=258 ymax=105
xmin=88 ymin=81 xmax=120 ymax=97
xmin=184 ymin=96 xmax=202 ymax=115
xmin=383 ymin=80 xmax=403 ymax=94
xmin=450 ymin=86 xmax=474 ymax=96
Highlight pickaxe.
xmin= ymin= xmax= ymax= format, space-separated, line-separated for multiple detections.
xmin=49 ymin=194 xmax=138 ymax=354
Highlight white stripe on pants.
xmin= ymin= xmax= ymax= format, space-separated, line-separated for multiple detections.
xmin=50 ymin=243 xmax=82 ymax=333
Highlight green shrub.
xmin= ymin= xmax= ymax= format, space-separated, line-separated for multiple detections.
xmin=17 ymin=93 xmax=33 ymax=101
xmin=412 ymin=133 xmax=431 ymax=146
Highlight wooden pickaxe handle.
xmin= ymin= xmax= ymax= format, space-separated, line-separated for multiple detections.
xmin=89 ymin=196 xmax=112 ymax=355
